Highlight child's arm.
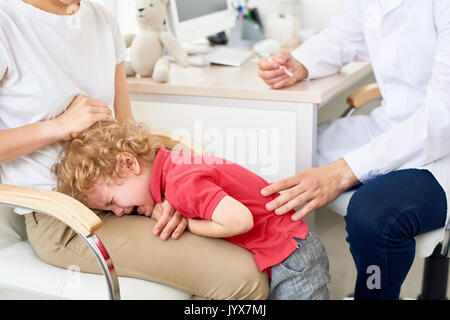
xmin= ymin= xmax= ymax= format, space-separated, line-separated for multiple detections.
xmin=187 ymin=196 xmax=254 ymax=238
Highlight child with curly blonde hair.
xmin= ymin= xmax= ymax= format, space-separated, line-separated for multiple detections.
xmin=53 ymin=120 xmax=161 ymax=215
xmin=53 ymin=120 xmax=330 ymax=300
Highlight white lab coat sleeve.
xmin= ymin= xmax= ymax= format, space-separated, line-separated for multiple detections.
xmin=343 ymin=1 xmax=450 ymax=183
xmin=291 ymin=0 xmax=369 ymax=80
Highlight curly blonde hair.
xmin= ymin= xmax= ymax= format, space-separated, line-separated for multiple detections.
xmin=52 ymin=120 xmax=161 ymax=204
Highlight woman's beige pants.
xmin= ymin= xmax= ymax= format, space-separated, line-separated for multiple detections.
xmin=24 ymin=211 xmax=269 ymax=299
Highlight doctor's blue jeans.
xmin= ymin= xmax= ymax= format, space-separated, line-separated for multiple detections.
xmin=344 ymin=169 xmax=447 ymax=300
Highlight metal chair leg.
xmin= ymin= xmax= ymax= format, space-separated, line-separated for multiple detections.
xmin=81 ymin=233 xmax=121 ymax=300
xmin=30 ymin=209 xmax=121 ymax=300
xmin=417 ymin=243 xmax=449 ymax=300
xmin=1 ymin=199 xmax=121 ymax=300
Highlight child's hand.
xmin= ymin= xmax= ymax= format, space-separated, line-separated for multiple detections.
xmin=151 ymin=200 xmax=188 ymax=240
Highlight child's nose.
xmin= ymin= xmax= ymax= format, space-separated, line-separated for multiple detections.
xmin=124 ymin=207 xmax=134 ymax=214
xmin=114 ymin=207 xmax=124 ymax=216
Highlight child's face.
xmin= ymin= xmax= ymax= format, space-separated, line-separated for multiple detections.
xmin=84 ymin=153 xmax=155 ymax=217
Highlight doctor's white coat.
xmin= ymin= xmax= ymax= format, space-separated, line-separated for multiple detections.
xmin=292 ymin=0 xmax=450 ymax=222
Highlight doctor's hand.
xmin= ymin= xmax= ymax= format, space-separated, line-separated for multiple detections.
xmin=150 ymin=199 xmax=188 ymax=240
xmin=52 ymin=94 xmax=116 ymax=141
xmin=258 ymin=50 xmax=309 ymax=89
xmin=261 ymin=158 xmax=359 ymax=221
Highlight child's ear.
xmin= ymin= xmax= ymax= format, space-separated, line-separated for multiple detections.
xmin=116 ymin=152 xmax=141 ymax=175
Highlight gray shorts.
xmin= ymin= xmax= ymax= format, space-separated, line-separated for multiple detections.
xmin=268 ymin=230 xmax=331 ymax=300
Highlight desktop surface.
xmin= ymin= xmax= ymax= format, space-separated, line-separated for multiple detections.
xmin=127 ymin=60 xmax=372 ymax=105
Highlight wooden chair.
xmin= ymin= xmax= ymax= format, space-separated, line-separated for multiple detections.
xmin=152 ymin=130 xmax=206 ymax=155
xmin=0 ymin=131 xmax=204 ymax=300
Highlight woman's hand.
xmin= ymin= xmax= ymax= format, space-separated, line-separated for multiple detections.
xmin=258 ymin=50 xmax=309 ymax=89
xmin=150 ymin=200 xmax=188 ymax=240
xmin=52 ymin=94 xmax=116 ymax=141
xmin=261 ymin=158 xmax=360 ymax=221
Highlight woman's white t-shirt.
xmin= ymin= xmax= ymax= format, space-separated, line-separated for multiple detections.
xmin=0 ymin=0 xmax=127 ymax=213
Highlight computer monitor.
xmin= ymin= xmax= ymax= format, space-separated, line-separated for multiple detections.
xmin=167 ymin=0 xmax=236 ymax=43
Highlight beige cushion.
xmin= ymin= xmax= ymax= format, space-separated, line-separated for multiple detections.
xmin=328 ymin=190 xmax=445 ymax=258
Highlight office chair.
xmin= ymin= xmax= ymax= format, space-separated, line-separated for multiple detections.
xmin=327 ymin=83 xmax=450 ymax=299
xmin=0 ymin=131 xmax=204 ymax=300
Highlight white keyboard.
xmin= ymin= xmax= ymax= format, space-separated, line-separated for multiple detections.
xmin=204 ymin=47 xmax=255 ymax=67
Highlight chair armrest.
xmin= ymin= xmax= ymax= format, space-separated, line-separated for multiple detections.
xmin=0 ymin=184 xmax=101 ymax=237
xmin=0 ymin=184 xmax=120 ymax=299
xmin=346 ymin=83 xmax=382 ymax=109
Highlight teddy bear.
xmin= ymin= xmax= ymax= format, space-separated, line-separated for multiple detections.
xmin=124 ymin=0 xmax=189 ymax=83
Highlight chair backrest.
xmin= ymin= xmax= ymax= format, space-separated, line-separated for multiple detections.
xmin=346 ymin=83 xmax=382 ymax=109
xmin=152 ymin=130 xmax=206 ymax=155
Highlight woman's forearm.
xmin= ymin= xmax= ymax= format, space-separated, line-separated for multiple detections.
xmin=0 ymin=119 xmax=61 ymax=163
xmin=114 ymin=62 xmax=134 ymax=121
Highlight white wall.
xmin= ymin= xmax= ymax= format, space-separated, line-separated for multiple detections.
xmin=106 ymin=0 xmax=345 ymax=38
xmin=299 ymin=0 xmax=344 ymax=31
xmin=250 ymin=0 xmax=345 ymax=32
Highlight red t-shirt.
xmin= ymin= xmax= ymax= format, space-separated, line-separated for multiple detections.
xmin=150 ymin=146 xmax=309 ymax=273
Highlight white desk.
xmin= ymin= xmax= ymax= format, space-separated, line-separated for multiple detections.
xmin=127 ymin=58 xmax=372 ymax=228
